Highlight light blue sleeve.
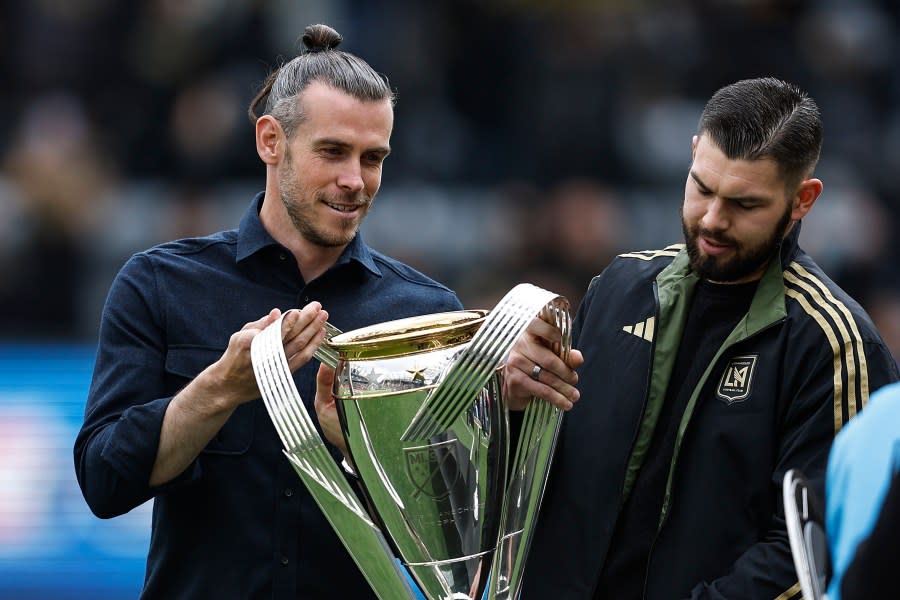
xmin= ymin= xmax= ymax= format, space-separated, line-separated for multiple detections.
xmin=399 ymin=558 xmax=491 ymax=599
xmin=399 ymin=559 xmax=427 ymax=600
xmin=825 ymin=382 xmax=900 ymax=600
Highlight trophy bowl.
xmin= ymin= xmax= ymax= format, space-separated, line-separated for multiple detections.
xmin=329 ymin=310 xmax=503 ymax=600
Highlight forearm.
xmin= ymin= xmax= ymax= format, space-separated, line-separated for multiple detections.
xmin=149 ymin=366 xmax=240 ymax=486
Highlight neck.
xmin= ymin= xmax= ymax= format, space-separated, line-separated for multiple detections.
xmin=259 ymin=190 xmax=347 ymax=282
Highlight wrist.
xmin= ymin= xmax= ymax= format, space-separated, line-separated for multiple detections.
xmin=189 ymin=365 xmax=244 ymax=414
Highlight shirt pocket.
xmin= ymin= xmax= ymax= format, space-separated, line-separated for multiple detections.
xmin=165 ymin=346 xmax=256 ymax=455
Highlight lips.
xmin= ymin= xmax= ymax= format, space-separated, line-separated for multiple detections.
xmin=324 ymin=201 xmax=362 ymax=213
xmin=699 ymin=235 xmax=734 ymax=256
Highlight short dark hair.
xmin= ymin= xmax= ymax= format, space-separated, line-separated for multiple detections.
xmin=697 ymin=77 xmax=822 ymax=185
xmin=247 ymin=24 xmax=395 ymax=138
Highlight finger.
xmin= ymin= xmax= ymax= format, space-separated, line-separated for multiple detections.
xmin=282 ymin=303 xmax=325 ymax=343
xmin=526 ymin=367 xmax=580 ymax=409
xmin=508 ymin=345 xmax=578 ymax=388
xmin=525 ymin=317 xmax=562 ymax=347
xmin=283 ymin=310 xmax=328 ymax=359
xmin=567 ymin=349 xmax=585 ymax=370
xmin=285 ymin=326 xmax=327 ymax=372
xmin=506 ymin=364 xmax=579 ymax=411
xmin=241 ymin=308 xmax=282 ymax=331
xmin=315 ymin=363 xmax=336 ymax=406
xmin=225 ymin=323 xmax=266 ymax=356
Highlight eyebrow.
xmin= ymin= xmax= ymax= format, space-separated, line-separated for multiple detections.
xmin=315 ymin=138 xmax=391 ymax=156
xmin=689 ymin=171 xmax=770 ymax=205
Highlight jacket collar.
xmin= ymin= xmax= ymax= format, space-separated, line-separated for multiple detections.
xmin=777 ymin=220 xmax=803 ymax=268
xmin=658 ymin=220 xmax=804 ymax=330
xmin=235 ymin=192 xmax=382 ymax=277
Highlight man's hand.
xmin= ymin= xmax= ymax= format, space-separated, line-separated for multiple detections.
xmin=150 ymin=302 xmax=329 ymax=487
xmin=314 ymin=363 xmax=349 ymax=457
xmin=205 ymin=302 xmax=329 ymax=410
xmin=504 ymin=316 xmax=583 ymax=411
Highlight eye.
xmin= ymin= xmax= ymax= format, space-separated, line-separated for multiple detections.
xmin=363 ymin=152 xmax=387 ymax=165
xmin=319 ymin=146 xmax=343 ymax=158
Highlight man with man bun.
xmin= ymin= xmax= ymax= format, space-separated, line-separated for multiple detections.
xmin=74 ymin=24 xmax=463 ymax=598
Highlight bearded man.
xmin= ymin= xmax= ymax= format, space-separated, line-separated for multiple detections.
xmin=506 ymin=77 xmax=900 ymax=600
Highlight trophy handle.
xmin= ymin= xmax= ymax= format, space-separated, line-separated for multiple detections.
xmin=401 ymin=284 xmax=567 ymax=442
xmin=783 ymin=469 xmax=829 ymax=600
xmin=251 ymin=315 xmax=419 ymax=600
xmin=489 ymin=300 xmax=571 ymax=600
xmin=398 ymin=283 xmax=572 ymax=600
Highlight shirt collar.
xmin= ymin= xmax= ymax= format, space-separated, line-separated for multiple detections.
xmin=235 ymin=192 xmax=382 ymax=277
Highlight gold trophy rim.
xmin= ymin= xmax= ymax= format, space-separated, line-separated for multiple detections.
xmin=327 ymin=309 xmax=488 ymax=360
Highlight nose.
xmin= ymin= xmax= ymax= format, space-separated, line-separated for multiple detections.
xmin=700 ymin=197 xmax=729 ymax=232
xmin=336 ymin=161 xmax=365 ymax=194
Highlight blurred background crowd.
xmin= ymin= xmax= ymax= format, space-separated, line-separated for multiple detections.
xmin=2 ymin=2 xmax=900 ymax=596
xmin=1 ymin=0 xmax=899 ymax=358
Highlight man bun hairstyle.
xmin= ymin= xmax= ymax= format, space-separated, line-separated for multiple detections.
xmin=247 ymin=23 xmax=394 ymax=138
xmin=301 ymin=23 xmax=343 ymax=52
xmin=697 ymin=77 xmax=823 ymax=186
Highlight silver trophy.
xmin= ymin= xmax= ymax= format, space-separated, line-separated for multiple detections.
xmin=783 ymin=469 xmax=831 ymax=600
xmin=251 ymin=283 xmax=571 ymax=600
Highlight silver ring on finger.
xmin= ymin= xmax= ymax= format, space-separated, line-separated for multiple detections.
xmin=531 ymin=364 xmax=542 ymax=381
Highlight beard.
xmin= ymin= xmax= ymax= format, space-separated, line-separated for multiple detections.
xmin=682 ymin=201 xmax=792 ymax=282
xmin=278 ymin=152 xmax=371 ymax=248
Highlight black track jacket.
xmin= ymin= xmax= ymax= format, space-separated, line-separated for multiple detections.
xmin=522 ymin=224 xmax=899 ymax=599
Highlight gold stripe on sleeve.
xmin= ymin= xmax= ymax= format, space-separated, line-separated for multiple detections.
xmin=784 ymin=270 xmax=858 ymax=420
xmin=773 ymin=581 xmax=802 ymax=600
xmin=789 ymin=262 xmax=870 ymax=410
xmin=784 ymin=286 xmax=845 ymax=435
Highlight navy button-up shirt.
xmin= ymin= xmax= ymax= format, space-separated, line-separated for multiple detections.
xmin=74 ymin=193 xmax=462 ymax=599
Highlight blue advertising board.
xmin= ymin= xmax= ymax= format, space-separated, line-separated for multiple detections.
xmin=0 ymin=345 xmax=149 ymax=599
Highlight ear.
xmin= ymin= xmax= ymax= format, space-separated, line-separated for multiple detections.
xmin=255 ymin=115 xmax=284 ymax=166
xmin=791 ymin=178 xmax=823 ymax=221
xmin=691 ymin=135 xmax=699 ymax=159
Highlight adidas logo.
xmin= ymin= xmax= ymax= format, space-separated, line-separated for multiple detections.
xmin=623 ymin=317 xmax=655 ymax=342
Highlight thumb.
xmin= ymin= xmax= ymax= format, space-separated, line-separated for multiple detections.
xmin=315 ymin=363 xmax=336 ymax=406
xmin=568 ymin=348 xmax=585 ymax=370
xmin=242 ymin=307 xmax=282 ymax=331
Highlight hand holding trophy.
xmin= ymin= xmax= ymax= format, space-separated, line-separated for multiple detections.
xmin=251 ymin=283 xmax=572 ymax=600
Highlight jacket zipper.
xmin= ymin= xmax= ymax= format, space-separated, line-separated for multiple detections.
xmin=640 ymin=316 xmax=786 ymax=598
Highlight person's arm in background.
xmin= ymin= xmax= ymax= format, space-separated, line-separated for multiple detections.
xmin=826 ymin=381 xmax=900 ymax=599
xmin=840 ymin=467 xmax=900 ymax=599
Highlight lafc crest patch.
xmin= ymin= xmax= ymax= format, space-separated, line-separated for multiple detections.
xmin=717 ymin=354 xmax=758 ymax=405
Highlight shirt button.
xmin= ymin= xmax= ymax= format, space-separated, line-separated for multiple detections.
xmin=280 ymin=556 xmax=289 ymax=566
xmin=279 ymin=253 xmax=287 ymax=261
xmin=284 ymin=488 xmax=293 ymax=497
